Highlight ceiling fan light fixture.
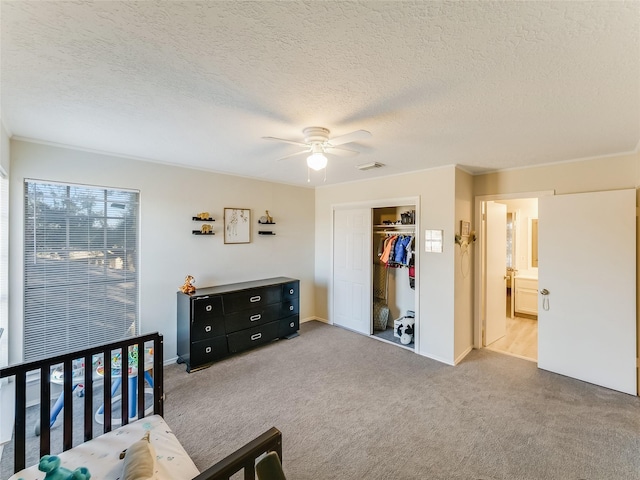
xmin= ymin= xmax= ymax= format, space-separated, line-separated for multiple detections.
xmin=307 ymin=152 xmax=328 ymax=171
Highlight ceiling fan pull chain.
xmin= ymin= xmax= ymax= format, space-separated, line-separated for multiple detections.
xmin=307 ymin=166 xmax=311 ymax=183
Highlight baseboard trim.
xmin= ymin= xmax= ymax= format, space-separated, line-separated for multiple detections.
xmin=454 ymin=345 xmax=474 ymax=365
xmin=417 ymin=351 xmax=455 ymax=366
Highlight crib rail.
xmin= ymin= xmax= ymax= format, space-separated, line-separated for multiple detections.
xmin=192 ymin=427 xmax=282 ymax=480
xmin=0 ymin=332 xmax=164 ymax=473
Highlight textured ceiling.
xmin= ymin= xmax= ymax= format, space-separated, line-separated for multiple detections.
xmin=1 ymin=1 xmax=639 ymax=187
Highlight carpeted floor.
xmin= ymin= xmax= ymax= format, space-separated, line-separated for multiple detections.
xmin=162 ymin=320 xmax=640 ymax=480
xmin=3 ymin=320 xmax=639 ymax=479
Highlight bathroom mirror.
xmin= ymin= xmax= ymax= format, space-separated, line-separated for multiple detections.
xmin=531 ymin=218 xmax=538 ymax=267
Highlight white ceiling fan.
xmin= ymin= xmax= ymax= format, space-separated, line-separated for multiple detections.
xmin=263 ymin=127 xmax=372 ymax=176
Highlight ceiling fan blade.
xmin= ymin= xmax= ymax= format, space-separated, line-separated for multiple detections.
xmin=326 ymin=146 xmax=359 ymax=157
xmin=327 ymin=129 xmax=371 ymax=146
xmin=262 ymin=136 xmax=308 ymax=147
xmin=276 ymin=150 xmax=309 ymax=161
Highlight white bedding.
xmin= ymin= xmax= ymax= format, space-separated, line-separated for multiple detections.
xmin=9 ymin=415 xmax=200 ymax=480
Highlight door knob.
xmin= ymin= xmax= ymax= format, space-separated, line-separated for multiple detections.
xmin=540 ymin=288 xmax=549 ymax=295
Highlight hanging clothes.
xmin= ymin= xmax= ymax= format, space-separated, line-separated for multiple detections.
xmin=380 ymin=235 xmax=397 ymax=264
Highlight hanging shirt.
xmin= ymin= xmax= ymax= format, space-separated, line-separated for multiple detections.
xmin=380 ymin=235 xmax=397 ymax=264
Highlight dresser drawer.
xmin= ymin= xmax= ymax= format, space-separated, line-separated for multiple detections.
xmin=282 ymin=281 xmax=299 ymax=301
xmin=227 ymin=321 xmax=279 ymax=353
xmin=191 ymin=336 xmax=228 ymax=367
xmin=281 ymin=297 xmax=299 ymax=317
xmin=279 ymin=315 xmax=299 ymax=338
xmin=224 ymin=303 xmax=281 ymax=334
xmin=222 ymin=286 xmax=281 ymax=313
xmin=191 ymin=317 xmax=226 ymax=341
xmin=191 ymin=295 xmax=223 ymax=322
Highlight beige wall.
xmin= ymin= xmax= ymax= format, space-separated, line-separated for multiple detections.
xmin=454 ymin=168 xmax=474 ymax=362
xmin=474 ymin=153 xmax=638 ymax=196
xmin=315 ymin=165 xmax=465 ymax=365
xmin=474 ymin=151 xmax=640 ymax=394
xmin=9 ymin=140 xmax=316 ymax=364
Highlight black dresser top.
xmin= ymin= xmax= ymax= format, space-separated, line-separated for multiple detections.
xmin=178 ymin=276 xmax=298 ymax=297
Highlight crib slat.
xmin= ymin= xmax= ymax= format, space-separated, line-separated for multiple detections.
xmin=62 ymin=358 xmax=73 ymax=451
xmin=155 ymin=337 xmax=164 ymax=417
xmin=14 ymin=372 xmax=27 ymax=472
xmin=137 ymin=342 xmax=144 ymax=419
xmin=121 ymin=347 xmax=129 ymax=426
xmin=83 ymin=353 xmax=94 ymax=441
xmin=39 ymin=364 xmax=51 ymax=457
xmin=103 ymin=349 xmax=112 ymax=433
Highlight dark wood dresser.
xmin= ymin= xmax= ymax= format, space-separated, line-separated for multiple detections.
xmin=176 ymin=277 xmax=299 ymax=372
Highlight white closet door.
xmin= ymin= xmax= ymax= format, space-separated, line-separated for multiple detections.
xmin=333 ymin=208 xmax=372 ymax=335
xmin=538 ymin=189 xmax=636 ymax=395
xmin=485 ymin=201 xmax=507 ymax=346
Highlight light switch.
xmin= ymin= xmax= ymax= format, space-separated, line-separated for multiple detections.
xmin=425 ymin=229 xmax=443 ymax=253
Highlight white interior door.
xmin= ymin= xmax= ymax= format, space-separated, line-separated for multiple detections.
xmin=538 ymin=189 xmax=636 ymax=395
xmin=485 ymin=201 xmax=507 ymax=345
xmin=333 ymin=208 xmax=372 ymax=335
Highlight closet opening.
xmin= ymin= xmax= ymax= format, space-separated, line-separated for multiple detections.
xmin=371 ymin=206 xmax=416 ymax=351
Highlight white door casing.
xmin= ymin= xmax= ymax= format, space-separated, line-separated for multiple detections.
xmin=538 ymin=189 xmax=636 ymax=395
xmin=484 ymin=201 xmax=507 ymax=346
xmin=333 ymin=208 xmax=372 ymax=335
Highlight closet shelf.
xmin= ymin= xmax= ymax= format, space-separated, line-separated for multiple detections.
xmin=374 ymin=224 xmax=415 ymax=228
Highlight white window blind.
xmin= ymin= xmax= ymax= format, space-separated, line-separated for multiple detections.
xmin=24 ymin=181 xmax=139 ymax=361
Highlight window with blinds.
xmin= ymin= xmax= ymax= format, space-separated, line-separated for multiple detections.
xmin=24 ymin=181 xmax=139 ymax=361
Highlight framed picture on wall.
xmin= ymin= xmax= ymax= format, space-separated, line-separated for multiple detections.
xmin=224 ymin=208 xmax=251 ymax=244
xmin=460 ymin=220 xmax=470 ymax=237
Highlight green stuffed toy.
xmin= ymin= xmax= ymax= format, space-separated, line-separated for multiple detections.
xmin=38 ymin=455 xmax=91 ymax=480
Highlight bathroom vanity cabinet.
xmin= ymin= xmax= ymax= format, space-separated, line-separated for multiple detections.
xmin=514 ymin=277 xmax=538 ymax=316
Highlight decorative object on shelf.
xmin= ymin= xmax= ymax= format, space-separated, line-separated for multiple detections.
xmin=258 ymin=210 xmax=275 ymax=224
xmin=224 ymin=207 xmax=251 ymax=244
xmin=200 ymin=224 xmax=213 ymax=234
xmin=179 ymin=275 xmax=196 ymax=295
xmin=193 ymin=212 xmax=212 ymax=221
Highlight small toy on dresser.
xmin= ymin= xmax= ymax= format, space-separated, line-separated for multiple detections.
xmin=179 ymin=275 xmax=196 ymax=294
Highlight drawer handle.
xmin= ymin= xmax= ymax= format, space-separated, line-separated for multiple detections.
xmin=250 ymin=295 xmax=261 ymax=303
xmin=251 ymin=333 xmax=262 ymax=341
xmin=205 ymin=325 xmax=212 ymax=333
xmin=205 ymin=346 xmax=212 ymax=354
xmin=205 ymin=305 xmax=212 ymax=312
xmin=289 ymin=289 xmax=294 ymax=295
xmin=289 ymin=305 xmax=294 ymax=311
xmin=250 ymin=314 xmax=261 ymax=322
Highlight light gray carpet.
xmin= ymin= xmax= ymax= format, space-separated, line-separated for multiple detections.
xmin=163 ymin=321 xmax=640 ymax=480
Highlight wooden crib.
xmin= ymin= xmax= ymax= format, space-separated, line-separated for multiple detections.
xmin=0 ymin=332 xmax=282 ymax=479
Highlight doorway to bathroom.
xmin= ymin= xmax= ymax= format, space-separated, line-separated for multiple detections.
xmin=475 ymin=192 xmax=549 ymax=363
xmin=474 ymin=189 xmax=636 ymax=395
xmin=483 ymin=197 xmax=539 ymax=362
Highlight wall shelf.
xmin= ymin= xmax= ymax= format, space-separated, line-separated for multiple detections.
xmin=192 ymin=217 xmax=215 ymax=221
xmin=192 ymin=231 xmax=215 ymax=235
xmin=258 ymin=231 xmax=276 ymax=236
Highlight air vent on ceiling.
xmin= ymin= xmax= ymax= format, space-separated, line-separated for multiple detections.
xmin=356 ymin=162 xmax=384 ymax=171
